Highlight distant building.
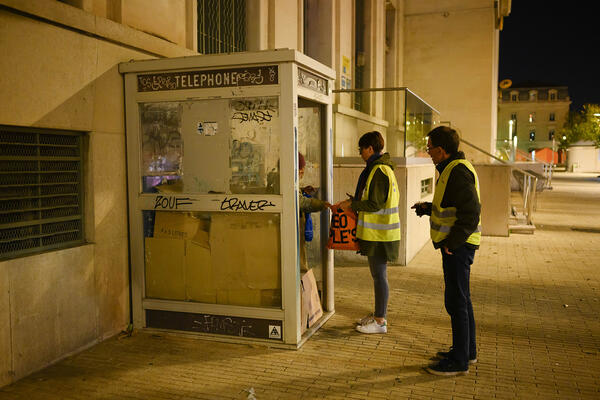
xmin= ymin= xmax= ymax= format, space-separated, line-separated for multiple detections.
xmin=497 ymin=82 xmax=571 ymax=162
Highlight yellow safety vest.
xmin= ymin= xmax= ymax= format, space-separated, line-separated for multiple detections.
xmin=356 ymin=164 xmax=401 ymax=242
xmin=430 ymin=159 xmax=481 ymax=246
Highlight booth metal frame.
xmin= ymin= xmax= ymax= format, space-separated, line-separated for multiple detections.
xmin=120 ymin=50 xmax=336 ymax=348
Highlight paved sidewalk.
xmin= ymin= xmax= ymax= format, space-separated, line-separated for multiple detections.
xmin=1 ymin=173 xmax=599 ymax=399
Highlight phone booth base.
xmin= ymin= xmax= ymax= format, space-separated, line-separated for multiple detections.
xmin=120 ymin=50 xmax=335 ymax=348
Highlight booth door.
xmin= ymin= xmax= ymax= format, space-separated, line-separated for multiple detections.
xmin=297 ymin=100 xmax=325 ymax=291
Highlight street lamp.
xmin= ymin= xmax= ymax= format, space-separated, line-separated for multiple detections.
xmin=508 ymin=119 xmax=518 ymax=162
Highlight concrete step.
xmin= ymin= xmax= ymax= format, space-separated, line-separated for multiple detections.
xmin=509 ymin=223 xmax=536 ymax=234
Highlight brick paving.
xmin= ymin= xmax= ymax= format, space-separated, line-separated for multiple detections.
xmin=1 ymin=172 xmax=599 ymax=399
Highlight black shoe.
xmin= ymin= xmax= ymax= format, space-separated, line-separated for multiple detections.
xmin=435 ymin=348 xmax=477 ymax=365
xmin=425 ymin=358 xmax=469 ymax=376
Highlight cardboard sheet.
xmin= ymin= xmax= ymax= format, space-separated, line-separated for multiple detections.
xmin=301 ymin=269 xmax=323 ymax=333
xmin=153 ymin=212 xmax=200 ymax=240
xmin=184 ymin=240 xmax=216 ymax=303
xmin=145 ymin=213 xmax=282 ymax=308
xmin=144 ymin=237 xmax=186 ymax=300
xmin=210 ymin=214 xmax=281 ymax=290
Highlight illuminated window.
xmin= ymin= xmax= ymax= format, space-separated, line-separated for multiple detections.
xmin=549 ymin=112 xmax=555 ymax=121
xmin=198 ymin=0 xmax=246 ymax=54
xmin=354 ymin=0 xmax=369 ymax=112
xmin=420 ymin=178 xmax=433 ymax=197
xmin=529 ymin=112 xmax=536 ymax=123
xmin=529 ymin=131 xmax=536 ymax=141
xmin=529 ymin=90 xmax=537 ymax=101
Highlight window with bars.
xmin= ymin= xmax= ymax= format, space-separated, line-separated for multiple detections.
xmin=354 ymin=0 xmax=367 ymax=112
xmin=198 ymin=0 xmax=246 ymax=54
xmin=0 ymin=125 xmax=85 ymax=260
xmin=421 ymin=178 xmax=433 ymax=198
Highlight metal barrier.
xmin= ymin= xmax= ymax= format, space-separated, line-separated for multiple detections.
xmin=496 ymin=142 xmax=554 ymax=190
xmin=461 ymin=138 xmax=538 ymax=228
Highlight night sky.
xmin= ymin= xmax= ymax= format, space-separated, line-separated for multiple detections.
xmin=498 ymin=1 xmax=599 ymax=111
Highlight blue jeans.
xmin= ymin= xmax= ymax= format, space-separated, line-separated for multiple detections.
xmin=441 ymin=245 xmax=477 ymax=367
xmin=368 ymin=254 xmax=389 ymax=319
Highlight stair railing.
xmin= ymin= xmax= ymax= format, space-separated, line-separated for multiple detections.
xmin=460 ymin=138 xmax=538 ymax=226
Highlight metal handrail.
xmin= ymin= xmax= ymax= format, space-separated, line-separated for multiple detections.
xmin=496 ymin=141 xmax=555 ymax=189
xmin=460 ymin=138 xmax=538 ymax=226
xmin=512 ymin=147 xmax=554 ymax=189
xmin=460 ymin=138 xmax=538 ymax=178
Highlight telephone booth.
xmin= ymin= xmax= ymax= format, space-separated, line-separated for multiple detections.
xmin=119 ymin=50 xmax=335 ymax=347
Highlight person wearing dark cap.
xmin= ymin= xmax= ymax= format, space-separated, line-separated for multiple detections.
xmin=334 ymin=131 xmax=401 ymax=334
xmin=298 ymin=152 xmax=330 ymax=271
xmin=412 ymin=125 xmax=481 ymax=376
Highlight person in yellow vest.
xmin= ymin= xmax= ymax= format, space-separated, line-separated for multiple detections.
xmin=335 ymin=131 xmax=400 ymax=334
xmin=412 ymin=126 xmax=481 ymax=376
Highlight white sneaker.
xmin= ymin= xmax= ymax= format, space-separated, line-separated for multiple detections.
xmin=355 ymin=313 xmax=374 ymax=325
xmin=355 ymin=319 xmax=387 ymax=334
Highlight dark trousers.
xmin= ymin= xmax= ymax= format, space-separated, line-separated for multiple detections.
xmin=368 ymin=254 xmax=389 ymax=319
xmin=441 ymin=244 xmax=477 ymax=367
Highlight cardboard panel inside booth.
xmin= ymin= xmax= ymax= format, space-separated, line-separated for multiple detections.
xmin=144 ymin=211 xmax=282 ymax=308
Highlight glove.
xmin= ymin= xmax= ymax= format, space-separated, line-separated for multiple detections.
xmin=412 ymin=202 xmax=431 ymax=217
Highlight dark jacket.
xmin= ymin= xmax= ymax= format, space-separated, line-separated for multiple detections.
xmin=423 ymin=152 xmax=481 ymax=250
xmin=299 ymin=189 xmax=328 ymax=271
xmin=299 ymin=190 xmax=328 ymax=214
xmin=350 ymin=152 xmax=400 ymax=261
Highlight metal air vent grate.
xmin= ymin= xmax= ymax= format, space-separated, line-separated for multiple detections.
xmin=0 ymin=125 xmax=85 ymax=260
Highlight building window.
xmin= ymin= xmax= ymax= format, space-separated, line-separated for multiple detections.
xmin=549 ymin=90 xmax=557 ymax=100
xmin=510 ymin=113 xmax=517 ymax=120
xmin=529 ymin=112 xmax=536 ymax=123
xmin=549 ymin=112 xmax=555 ymax=121
xmin=354 ymin=0 xmax=369 ymax=113
xmin=529 ymin=131 xmax=536 ymax=141
xmin=0 ymin=125 xmax=85 ymax=260
xmin=510 ymin=92 xmax=518 ymax=102
xmin=529 ymin=90 xmax=537 ymax=101
xmin=548 ymin=130 xmax=555 ymax=140
xmin=198 ymin=0 xmax=246 ymax=54
xmin=421 ymin=178 xmax=433 ymax=197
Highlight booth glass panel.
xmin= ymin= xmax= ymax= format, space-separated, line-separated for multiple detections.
xmin=297 ymin=103 xmax=324 ymax=280
xmin=139 ymin=97 xmax=280 ymax=195
xmin=143 ymin=210 xmax=281 ymax=308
